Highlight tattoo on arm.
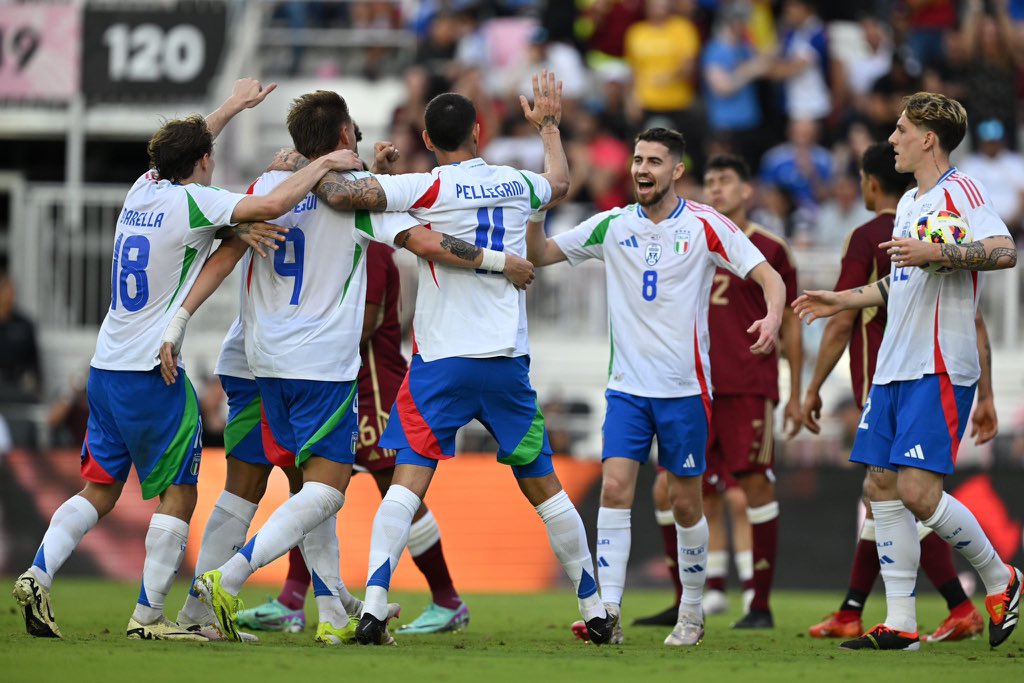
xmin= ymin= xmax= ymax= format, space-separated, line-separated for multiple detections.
xmin=877 ymin=275 xmax=890 ymax=305
xmin=290 ymin=153 xmax=309 ymax=171
xmin=439 ymin=233 xmax=482 ymax=262
xmin=396 ymin=230 xmax=413 ymax=250
xmin=940 ymin=240 xmax=1018 ymax=271
xmin=232 ymin=222 xmax=255 ymax=236
xmin=540 ymin=116 xmax=558 ymax=129
xmin=313 ymin=173 xmax=387 ymax=211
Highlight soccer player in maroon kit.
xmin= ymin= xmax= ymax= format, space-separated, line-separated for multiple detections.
xmin=239 ymin=241 xmax=468 ymax=635
xmin=803 ymin=142 xmax=988 ymax=642
xmin=633 ymin=154 xmax=802 ymax=629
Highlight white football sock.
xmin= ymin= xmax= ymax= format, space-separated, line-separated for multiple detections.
xmin=180 ymin=491 xmax=257 ymax=623
xmin=302 ymin=512 xmax=348 ymax=625
xmin=363 ymin=485 xmax=420 ymax=620
xmin=596 ymin=507 xmax=631 ymax=607
xmin=133 ymin=513 xmax=189 ymax=624
xmin=536 ymin=490 xmax=605 ymax=622
xmin=29 ymin=495 xmax=99 ymax=590
xmin=706 ymin=550 xmax=728 ymax=584
xmin=407 ymin=510 xmax=441 ymax=558
xmin=736 ymin=550 xmax=753 ymax=583
xmin=922 ymin=492 xmax=1011 ymax=595
xmin=676 ymin=517 xmax=709 ymax=620
xmin=219 ymin=481 xmax=343 ymax=596
xmin=871 ymin=500 xmax=919 ymax=633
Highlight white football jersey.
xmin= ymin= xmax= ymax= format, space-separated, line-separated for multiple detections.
xmin=214 ymin=250 xmax=253 ymax=380
xmin=244 ymin=170 xmax=418 ymax=382
xmin=375 ymin=159 xmax=551 ymax=361
xmin=874 ymin=168 xmax=1010 ymax=387
xmin=92 ymin=172 xmax=245 ymax=371
xmin=554 ymin=198 xmax=766 ymax=398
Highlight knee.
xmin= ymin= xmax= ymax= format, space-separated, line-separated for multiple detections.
xmin=897 ymin=478 xmax=940 ymax=520
xmin=159 ymin=485 xmax=198 ymax=521
xmin=738 ymin=473 xmax=774 ymax=507
xmin=601 ymin=475 xmax=635 ymax=508
xmin=80 ymin=482 xmax=122 ymax=518
xmin=669 ymin=486 xmax=702 ymax=527
xmin=862 ymin=470 xmax=895 ymax=503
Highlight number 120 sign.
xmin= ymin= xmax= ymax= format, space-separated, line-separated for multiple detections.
xmin=0 ymin=5 xmax=81 ymax=101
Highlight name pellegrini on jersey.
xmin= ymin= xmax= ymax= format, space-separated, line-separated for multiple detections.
xmin=455 ymin=180 xmax=527 ymax=201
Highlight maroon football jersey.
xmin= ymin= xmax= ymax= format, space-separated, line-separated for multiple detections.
xmin=833 ymin=212 xmax=893 ymax=408
xmin=358 ymin=242 xmax=408 ymax=430
xmin=709 ymin=224 xmax=798 ymax=401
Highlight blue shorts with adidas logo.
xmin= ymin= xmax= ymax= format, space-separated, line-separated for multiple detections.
xmin=602 ymin=390 xmax=708 ymax=477
xmin=849 ymin=374 xmax=976 ymax=475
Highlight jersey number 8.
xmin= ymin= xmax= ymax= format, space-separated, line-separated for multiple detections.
xmin=642 ymin=270 xmax=658 ymax=301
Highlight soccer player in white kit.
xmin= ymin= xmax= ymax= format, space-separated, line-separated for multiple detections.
xmin=162 ymin=90 xmax=534 ymax=642
xmin=795 ymin=92 xmax=1021 ymax=651
xmin=10 ymin=78 xmax=354 ymax=641
xmin=526 ymin=127 xmax=786 ymax=647
xmin=271 ymin=71 xmax=618 ymax=645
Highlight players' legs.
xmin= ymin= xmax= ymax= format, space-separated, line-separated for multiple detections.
xmin=179 ymin=457 xmax=269 ymax=624
xmin=279 ymin=466 xmax=313 ymax=612
xmin=666 ymin=472 xmax=707 ymax=622
xmin=597 ymin=457 xmax=640 ymax=608
xmin=654 ymin=470 xmax=684 ymax=604
xmin=702 ymin=489 xmax=729 ymax=610
xmin=735 ymin=470 xmax=778 ymax=619
xmin=361 ymin=460 xmax=435 ymax=624
xmin=725 ymin=485 xmax=754 ymax=611
xmin=132 ymin=483 xmax=198 ymax=627
xmin=517 ymin=467 xmax=609 ymax=626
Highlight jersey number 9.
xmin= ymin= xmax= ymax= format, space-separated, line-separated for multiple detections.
xmin=273 ymin=228 xmax=305 ymax=305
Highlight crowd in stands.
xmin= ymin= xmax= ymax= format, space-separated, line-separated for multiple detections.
xmin=271 ymin=0 xmax=1024 ymax=248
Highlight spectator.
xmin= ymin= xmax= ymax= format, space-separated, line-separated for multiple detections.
xmin=962 ymin=0 xmax=1023 ymax=150
xmin=486 ymin=115 xmax=546 ymax=173
xmin=47 ymin=369 xmax=88 ymax=447
xmin=564 ymin=107 xmax=632 ymax=211
xmin=501 ymin=27 xmax=590 ymax=101
xmin=759 ymin=118 xmax=833 ymax=210
xmin=624 ymin=0 xmax=703 ymax=160
xmin=814 ymin=172 xmax=874 ymax=247
xmin=769 ymin=0 xmax=832 ymax=124
xmin=701 ymin=1 xmax=770 ymax=166
xmin=900 ymin=0 xmax=958 ymax=72
xmin=0 ymin=272 xmax=40 ymax=402
xmin=958 ymin=118 xmax=1024 ymax=236
xmin=579 ymin=0 xmax=645 ymax=62
xmin=831 ymin=13 xmax=894 ymax=102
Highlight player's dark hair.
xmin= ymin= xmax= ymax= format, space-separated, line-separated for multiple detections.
xmin=424 ymin=93 xmax=477 ymax=151
xmin=704 ymin=153 xmax=751 ymax=182
xmin=287 ymin=90 xmax=352 ymax=159
xmin=147 ymin=114 xmax=213 ymax=183
xmin=635 ymin=127 xmax=686 ymax=160
xmin=861 ymin=142 xmax=911 ymax=196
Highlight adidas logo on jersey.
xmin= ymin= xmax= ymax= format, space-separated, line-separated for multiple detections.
xmin=682 ymin=453 xmax=696 ymax=469
xmin=903 ymin=444 xmax=925 ymax=460
xmin=618 ymin=235 xmax=639 ymax=248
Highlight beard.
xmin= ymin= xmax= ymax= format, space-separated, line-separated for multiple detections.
xmin=635 ymin=181 xmax=670 ymax=207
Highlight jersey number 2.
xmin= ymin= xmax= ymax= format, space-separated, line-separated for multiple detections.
xmin=110 ymin=234 xmax=150 ymax=312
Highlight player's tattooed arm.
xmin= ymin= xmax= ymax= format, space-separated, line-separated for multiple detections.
xmin=439 ymin=233 xmax=481 ymax=261
xmin=314 ymin=172 xmax=387 ymax=211
xmin=267 ymin=148 xmax=310 ymax=172
xmin=876 ymin=275 xmax=891 ymax=305
xmin=938 ymin=236 xmax=1017 ymax=271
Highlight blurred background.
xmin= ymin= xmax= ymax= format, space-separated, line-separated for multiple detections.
xmin=0 ymin=0 xmax=1022 ymax=592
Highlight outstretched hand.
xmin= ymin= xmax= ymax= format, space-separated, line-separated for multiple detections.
xmin=792 ymin=290 xmax=844 ymax=324
xmin=747 ymin=313 xmax=780 ymax=355
xmin=235 ymin=221 xmax=289 ymax=258
xmin=229 ymin=78 xmax=277 ymax=110
xmin=520 ymin=69 xmax=563 ymax=131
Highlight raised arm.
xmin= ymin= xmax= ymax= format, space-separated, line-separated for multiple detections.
xmin=780 ymin=305 xmax=804 ymax=438
xmin=158 ymin=236 xmax=252 ymax=384
xmin=746 ymin=262 xmax=785 ymax=355
xmin=525 ymin=213 xmax=568 ymax=266
xmin=519 ymin=70 xmax=569 ymax=205
xmin=205 ymin=78 xmax=277 ymax=141
xmin=793 ymin=275 xmax=890 ymax=323
xmin=971 ymin=308 xmax=998 ymax=444
xmin=801 ymin=308 xmax=857 ymax=434
xmin=882 ymin=234 xmax=1017 ymax=272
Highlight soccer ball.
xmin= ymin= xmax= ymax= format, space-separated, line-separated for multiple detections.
xmin=915 ymin=209 xmax=971 ymax=274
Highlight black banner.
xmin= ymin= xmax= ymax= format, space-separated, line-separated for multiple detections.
xmin=81 ymin=2 xmax=226 ymax=100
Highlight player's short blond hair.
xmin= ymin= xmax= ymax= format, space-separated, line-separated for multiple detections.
xmin=902 ymin=92 xmax=968 ymax=154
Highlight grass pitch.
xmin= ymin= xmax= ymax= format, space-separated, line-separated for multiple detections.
xmin=2 ymin=579 xmax=1021 ymax=683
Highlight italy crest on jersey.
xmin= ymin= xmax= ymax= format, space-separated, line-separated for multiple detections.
xmin=674 ymin=228 xmax=690 ymax=254
xmin=645 ymin=243 xmax=662 ymax=266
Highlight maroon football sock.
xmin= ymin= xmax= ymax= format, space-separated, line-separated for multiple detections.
xmin=659 ymin=521 xmax=683 ymax=604
xmin=839 ymin=539 xmax=879 ymax=613
xmin=749 ymin=514 xmax=778 ymax=612
xmin=412 ymin=540 xmax=461 ymax=610
xmin=277 ymin=546 xmax=310 ymax=611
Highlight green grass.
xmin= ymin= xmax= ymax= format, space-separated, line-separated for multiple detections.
xmin=1 ymin=579 xmax=1021 ymax=682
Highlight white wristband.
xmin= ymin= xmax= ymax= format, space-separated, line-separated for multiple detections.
xmin=479 ymin=248 xmax=506 ymax=272
xmin=162 ymin=308 xmax=191 ymax=355
xmin=529 ymin=209 xmax=547 ymax=223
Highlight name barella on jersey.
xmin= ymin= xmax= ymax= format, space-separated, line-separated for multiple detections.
xmin=92 ymin=171 xmax=246 ymax=371
xmin=214 ymin=250 xmax=253 ymax=381
xmin=874 ymin=168 xmax=1009 ymax=387
xmin=244 ymin=170 xmax=418 ymax=382
xmin=553 ymin=198 xmax=766 ymax=399
xmin=374 ymin=158 xmax=552 ymax=361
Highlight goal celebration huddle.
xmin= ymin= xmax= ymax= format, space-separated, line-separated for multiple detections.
xmin=11 ymin=72 xmax=1021 ymax=653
